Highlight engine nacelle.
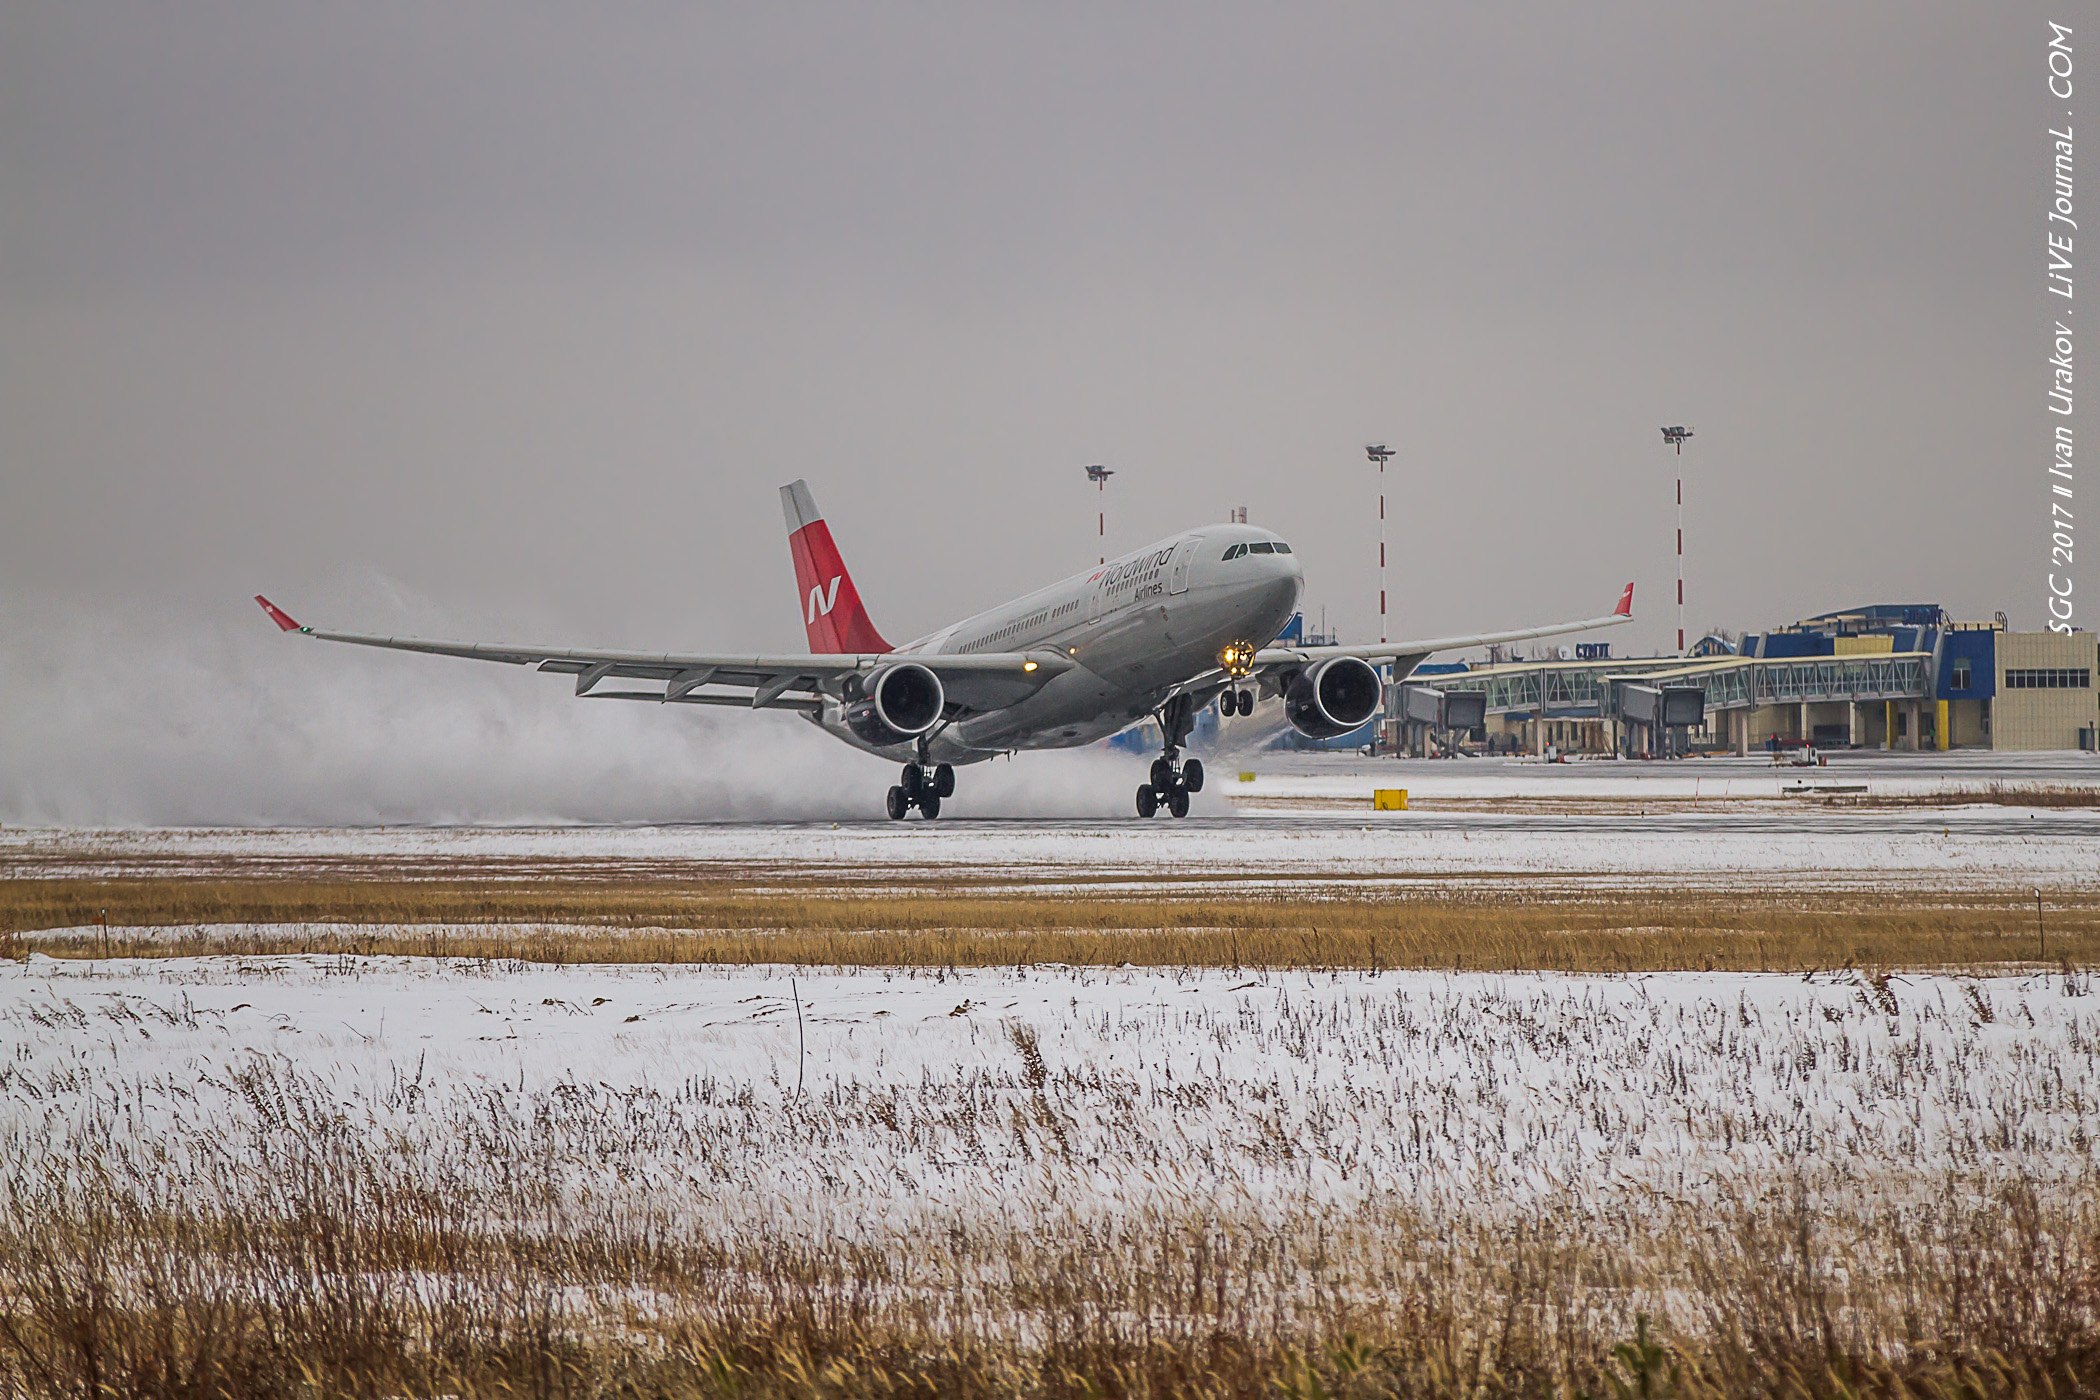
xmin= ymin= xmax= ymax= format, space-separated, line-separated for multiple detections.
xmin=1283 ymin=656 xmax=1382 ymax=739
xmin=843 ymin=663 xmax=945 ymax=747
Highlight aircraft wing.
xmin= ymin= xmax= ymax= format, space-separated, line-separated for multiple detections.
xmin=253 ymin=597 xmax=1073 ymax=712
xmin=1251 ymin=582 xmax=1636 ymax=683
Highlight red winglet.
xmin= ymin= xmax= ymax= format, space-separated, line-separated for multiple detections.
xmin=1614 ymin=582 xmax=1635 ymax=617
xmin=254 ymin=595 xmax=303 ymax=632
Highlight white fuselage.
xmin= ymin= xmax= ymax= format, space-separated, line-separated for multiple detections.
xmin=814 ymin=523 xmax=1304 ymax=763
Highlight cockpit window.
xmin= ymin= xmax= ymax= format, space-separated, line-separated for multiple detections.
xmin=1273 ymin=542 xmax=1292 ymax=553
xmin=1221 ymin=545 xmax=1239 ymax=561
xmin=1248 ymin=541 xmax=1275 ymax=554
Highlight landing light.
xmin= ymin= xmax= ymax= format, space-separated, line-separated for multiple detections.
xmin=1218 ymin=640 xmax=1257 ymax=679
xmin=1023 ymin=660 xmax=1038 ymax=672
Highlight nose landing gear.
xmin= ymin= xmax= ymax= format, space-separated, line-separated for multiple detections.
xmin=1135 ymin=695 xmax=1205 ymax=819
xmin=886 ymin=759 xmax=956 ymax=820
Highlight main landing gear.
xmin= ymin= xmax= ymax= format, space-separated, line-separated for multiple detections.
xmin=886 ymin=760 xmax=955 ymax=820
xmin=1218 ymin=686 xmax=1256 ymax=717
xmin=1136 ymin=694 xmax=1205 ymax=819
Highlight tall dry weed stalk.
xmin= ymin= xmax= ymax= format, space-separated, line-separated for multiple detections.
xmin=1 ymin=1060 xmax=2094 ymax=1397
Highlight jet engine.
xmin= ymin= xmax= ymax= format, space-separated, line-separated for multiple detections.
xmin=843 ymin=662 xmax=946 ymax=747
xmin=1283 ymin=656 xmax=1382 ymax=740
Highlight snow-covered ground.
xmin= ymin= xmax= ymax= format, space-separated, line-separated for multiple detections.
xmin=7 ymin=955 xmax=2095 ymax=1232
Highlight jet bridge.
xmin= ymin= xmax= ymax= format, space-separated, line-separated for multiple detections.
xmin=1392 ymin=684 xmax=1488 ymax=757
xmin=1614 ymin=682 xmax=1706 ymax=757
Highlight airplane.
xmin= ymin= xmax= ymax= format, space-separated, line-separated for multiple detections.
xmin=255 ymin=479 xmax=1633 ymax=820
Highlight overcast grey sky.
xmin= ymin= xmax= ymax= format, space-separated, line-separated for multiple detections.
xmin=0 ymin=3 xmax=2076 ymax=818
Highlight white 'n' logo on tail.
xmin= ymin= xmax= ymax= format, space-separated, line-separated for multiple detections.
xmin=807 ymin=576 xmax=842 ymax=623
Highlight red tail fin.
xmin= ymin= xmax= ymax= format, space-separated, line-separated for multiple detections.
xmin=780 ymin=480 xmax=893 ymax=654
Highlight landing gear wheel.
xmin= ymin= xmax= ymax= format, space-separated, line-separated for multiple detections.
xmin=901 ymin=764 xmax=924 ymax=799
xmin=1139 ymin=693 xmax=1202 ymax=821
xmin=1220 ymin=690 xmax=1238 ymax=718
xmin=1238 ymin=688 xmax=1254 ymax=712
xmin=933 ymin=763 xmax=955 ymax=798
xmin=919 ymin=790 xmax=941 ymax=820
xmin=885 ymin=786 xmax=909 ymax=821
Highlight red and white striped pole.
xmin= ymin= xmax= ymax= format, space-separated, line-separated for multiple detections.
xmin=1676 ymin=476 xmax=1685 ymax=654
xmin=1367 ymin=444 xmax=1395 ymax=644
xmin=1086 ymin=464 xmax=1113 ymax=564
xmin=1660 ymin=427 xmax=1692 ymax=655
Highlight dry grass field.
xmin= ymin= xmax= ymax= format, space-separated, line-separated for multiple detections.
xmin=6 ymin=793 xmax=2097 ymax=1397
xmin=7 ymin=871 xmax=2099 ymax=973
xmin=5 ymin=1130 xmax=2092 ymax=1398
xmin=3 ymin=957 xmax=2097 ymax=1399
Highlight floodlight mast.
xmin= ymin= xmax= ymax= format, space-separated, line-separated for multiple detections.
xmin=1085 ymin=464 xmax=1114 ymax=564
xmin=1366 ymin=444 xmax=1395 ymax=644
xmin=1659 ymin=427 xmax=1693 ymax=653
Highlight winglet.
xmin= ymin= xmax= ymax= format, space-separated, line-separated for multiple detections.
xmin=1614 ymin=582 xmax=1635 ymax=618
xmin=254 ymin=595 xmax=305 ymax=633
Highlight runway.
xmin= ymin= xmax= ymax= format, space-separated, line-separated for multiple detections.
xmin=6 ymin=750 xmax=2097 ymax=894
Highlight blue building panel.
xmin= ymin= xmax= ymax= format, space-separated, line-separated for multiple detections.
xmin=1756 ymin=631 xmax=1833 ymax=660
xmin=1936 ymin=631 xmax=1996 ymax=700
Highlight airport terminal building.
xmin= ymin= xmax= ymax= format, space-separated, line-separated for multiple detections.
xmin=1396 ymin=605 xmax=2099 ymax=755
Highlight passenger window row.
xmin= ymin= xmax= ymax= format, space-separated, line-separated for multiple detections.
xmin=959 ymin=599 xmax=1082 ymax=651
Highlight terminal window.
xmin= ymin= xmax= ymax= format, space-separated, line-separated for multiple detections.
xmin=2003 ymin=667 xmax=2093 ymax=689
xmin=1951 ymin=659 xmax=1971 ymax=690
